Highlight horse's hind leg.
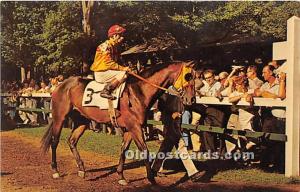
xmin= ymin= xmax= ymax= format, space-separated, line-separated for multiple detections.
xmin=51 ymin=118 xmax=65 ymax=178
xmin=50 ymin=92 xmax=72 ymax=178
xmin=67 ymin=124 xmax=88 ymax=178
xmin=117 ymin=132 xmax=132 ymax=185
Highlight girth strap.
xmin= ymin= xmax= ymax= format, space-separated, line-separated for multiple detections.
xmin=107 ymin=99 xmax=119 ymax=128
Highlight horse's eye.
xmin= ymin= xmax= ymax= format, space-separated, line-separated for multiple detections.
xmin=184 ymin=73 xmax=193 ymax=81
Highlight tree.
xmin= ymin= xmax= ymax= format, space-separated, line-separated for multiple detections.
xmin=170 ymin=2 xmax=300 ymax=45
xmin=38 ymin=2 xmax=83 ymax=76
xmin=81 ymin=1 xmax=95 ymax=75
xmin=1 ymin=2 xmax=299 ymax=79
xmin=82 ymin=1 xmax=94 ymax=36
xmin=1 ymin=2 xmax=56 ymax=69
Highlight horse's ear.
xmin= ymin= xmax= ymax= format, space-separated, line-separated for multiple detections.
xmin=185 ymin=60 xmax=196 ymax=68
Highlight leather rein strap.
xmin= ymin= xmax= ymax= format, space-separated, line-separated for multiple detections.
xmin=128 ymin=71 xmax=169 ymax=92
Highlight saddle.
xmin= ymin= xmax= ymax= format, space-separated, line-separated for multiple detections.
xmin=82 ymin=80 xmax=126 ymax=128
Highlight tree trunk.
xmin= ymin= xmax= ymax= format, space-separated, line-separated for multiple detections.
xmin=21 ymin=67 xmax=26 ymax=83
xmin=81 ymin=1 xmax=95 ymax=76
xmin=82 ymin=1 xmax=94 ymax=36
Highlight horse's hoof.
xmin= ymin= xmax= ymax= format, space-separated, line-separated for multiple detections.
xmin=118 ymin=179 xmax=128 ymax=186
xmin=52 ymin=172 xmax=60 ymax=179
xmin=78 ymin=171 xmax=85 ymax=178
xmin=148 ymin=177 xmax=157 ymax=185
xmin=157 ymin=172 xmax=167 ymax=177
xmin=190 ymin=170 xmax=207 ymax=182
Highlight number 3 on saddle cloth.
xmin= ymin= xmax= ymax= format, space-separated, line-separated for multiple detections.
xmin=82 ymin=81 xmax=126 ymax=109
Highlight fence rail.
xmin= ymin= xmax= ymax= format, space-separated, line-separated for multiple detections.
xmin=1 ymin=93 xmax=287 ymax=107
xmin=5 ymin=105 xmax=287 ymax=143
xmin=147 ymin=120 xmax=287 ymax=142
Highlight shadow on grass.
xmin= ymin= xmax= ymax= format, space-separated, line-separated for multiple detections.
xmin=85 ymin=157 xmax=235 ymax=186
xmin=86 ymin=160 xmax=145 ymax=181
xmin=1 ymin=115 xmax=16 ymax=132
xmin=160 ymin=158 xmax=236 ymax=186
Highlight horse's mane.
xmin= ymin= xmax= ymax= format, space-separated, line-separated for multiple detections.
xmin=127 ymin=60 xmax=184 ymax=84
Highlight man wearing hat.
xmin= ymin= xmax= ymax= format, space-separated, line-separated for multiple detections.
xmin=90 ymin=24 xmax=130 ymax=100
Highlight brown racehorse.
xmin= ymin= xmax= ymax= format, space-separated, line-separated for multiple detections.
xmin=41 ymin=61 xmax=195 ymax=185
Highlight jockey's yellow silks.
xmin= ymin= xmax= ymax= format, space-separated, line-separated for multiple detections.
xmin=174 ymin=65 xmax=192 ymax=90
xmin=90 ymin=39 xmax=127 ymax=72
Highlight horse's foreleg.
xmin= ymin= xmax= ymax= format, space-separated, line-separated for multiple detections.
xmin=67 ymin=124 xmax=87 ymax=178
xmin=131 ymin=127 xmax=156 ymax=185
xmin=117 ymin=132 xmax=132 ymax=185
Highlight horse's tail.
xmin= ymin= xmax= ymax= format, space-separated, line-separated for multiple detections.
xmin=41 ymin=120 xmax=54 ymax=154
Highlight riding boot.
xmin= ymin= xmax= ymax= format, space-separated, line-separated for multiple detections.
xmin=100 ymin=80 xmax=121 ymax=100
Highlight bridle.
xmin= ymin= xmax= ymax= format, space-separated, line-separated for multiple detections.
xmin=128 ymin=64 xmax=196 ymax=118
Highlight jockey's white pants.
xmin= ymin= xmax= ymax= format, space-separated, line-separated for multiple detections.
xmin=94 ymin=70 xmax=126 ymax=83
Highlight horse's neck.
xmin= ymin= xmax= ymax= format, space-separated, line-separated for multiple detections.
xmin=135 ymin=64 xmax=182 ymax=109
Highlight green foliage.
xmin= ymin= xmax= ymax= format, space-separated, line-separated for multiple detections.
xmin=1 ymin=2 xmax=299 ymax=78
xmin=1 ymin=2 xmax=54 ymax=67
xmin=38 ymin=2 xmax=83 ymax=75
xmin=1 ymin=2 xmax=83 ymax=76
xmin=170 ymin=2 xmax=300 ymax=43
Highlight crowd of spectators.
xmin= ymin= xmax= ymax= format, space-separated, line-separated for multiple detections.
xmin=1 ymin=75 xmax=64 ymax=94
xmin=1 ymin=75 xmax=64 ymax=126
xmin=1 ymin=75 xmax=120 ymax=136
xmin=151 ymin=60 xmax=287 ymax=173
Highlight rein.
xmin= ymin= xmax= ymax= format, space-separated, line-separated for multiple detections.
xmin=128 ymin=71 xmax=180 ymax=96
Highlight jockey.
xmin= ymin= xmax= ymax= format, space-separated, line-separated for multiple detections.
xmin=90 ymin=24 xmax=130 ymax=100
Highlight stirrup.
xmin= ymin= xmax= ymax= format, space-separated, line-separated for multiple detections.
xmin=100 ymin=92 xmax=117 ymax=100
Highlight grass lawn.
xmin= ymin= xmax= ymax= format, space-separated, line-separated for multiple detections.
xmin=13 ymin=126 xmax=160 ymax=157
xmin=214 ymin=168 xmax=300 ymax=185
xmin=12 ymin=126 xmax=300 ymax=185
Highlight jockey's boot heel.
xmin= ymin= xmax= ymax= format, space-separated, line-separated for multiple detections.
xmin=100 ymin=84 xmax=116 ymax=100
xmin=100 ymin=80 xmax=120 ymax=100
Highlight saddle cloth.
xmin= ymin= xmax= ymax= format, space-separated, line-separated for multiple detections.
xmin=82 ymin=81 xmax=125 ymax=109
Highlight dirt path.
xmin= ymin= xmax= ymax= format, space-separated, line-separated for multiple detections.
xmin=1 ymin=130 xmax=299 ymax=192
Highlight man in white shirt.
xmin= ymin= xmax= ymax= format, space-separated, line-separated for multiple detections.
xmin=255 ymin=65 xmax=286 ymax=119
xmin=246 ymin=65 xmax=263 ymax=94
xmin=199 ymin=70 xmax=221 ymax=97
xmin=255 ymin=65 xmax=286 ymax=172
xmin=199 ymin=70 xmax=225 ymax=153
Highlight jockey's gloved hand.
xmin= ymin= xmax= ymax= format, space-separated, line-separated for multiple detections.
xmin=124 ymin=67 xmax=131 ymax=72
xmin=166 ymin=86 xmax=180 ymax=96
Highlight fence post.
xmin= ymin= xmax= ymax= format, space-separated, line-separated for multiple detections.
xmin=286 ymin=16 xmax=300 ymax=177
xmin=274 ymin=16 xmax=300 ymax=177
